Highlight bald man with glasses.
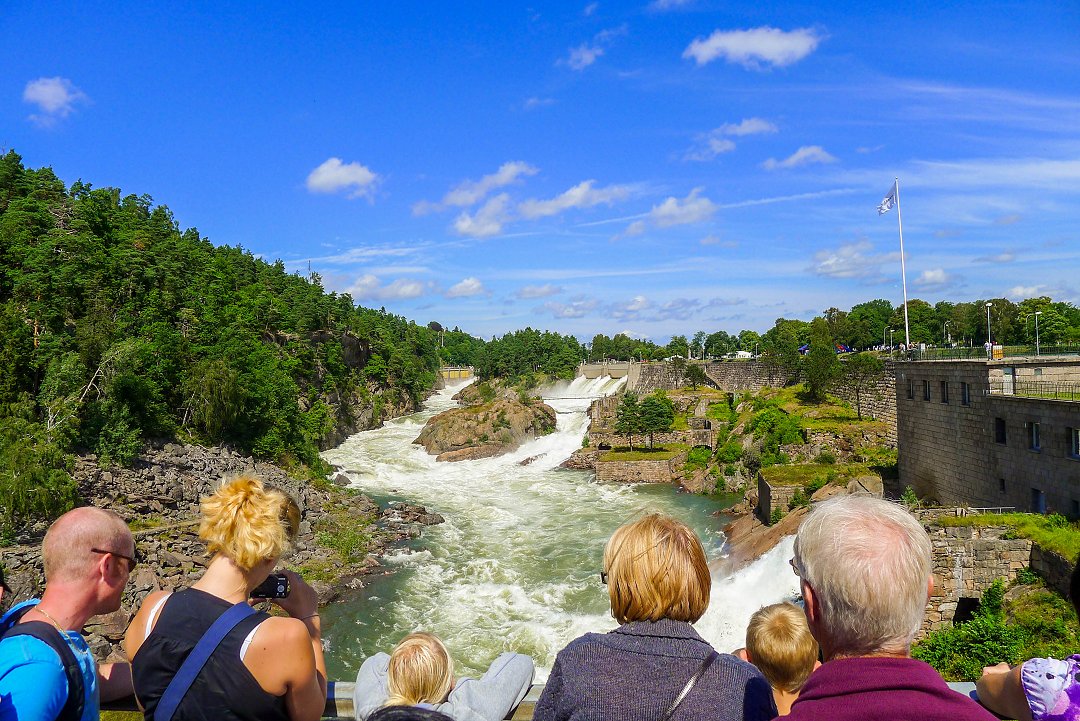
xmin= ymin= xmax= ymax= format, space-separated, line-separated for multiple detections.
xmin=0 ymin=506 xmax=136 ymax=721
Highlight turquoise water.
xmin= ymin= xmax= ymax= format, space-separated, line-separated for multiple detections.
xmin=320 ymin=378 xmax=798 ymax=682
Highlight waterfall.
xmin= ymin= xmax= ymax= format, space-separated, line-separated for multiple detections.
xmin=320 ymin=378 xmax=799 ymax=681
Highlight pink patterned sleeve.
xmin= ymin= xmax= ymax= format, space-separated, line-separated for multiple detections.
xmin=1021 ymin=655 xmax=1080 ymax=720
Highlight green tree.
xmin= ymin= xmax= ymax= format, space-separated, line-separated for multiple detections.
xmin=804 ymin=317 xmax=841 ymax=402
xmin=684 ymin=364 xmax=707 ymax=390
xmin=837 ymin=352 xmax=884 ymax=419
xmin=614 ymin=392 xmax=641 ymax=450
xmin=639 ymin=392 xmax=675 ymax=449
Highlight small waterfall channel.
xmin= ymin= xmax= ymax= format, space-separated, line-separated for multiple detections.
xmin=320 ymin=377 xmax=799 ymax=682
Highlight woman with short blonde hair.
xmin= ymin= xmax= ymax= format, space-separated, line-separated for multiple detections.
xmin=534 ymin=512 xmax=775 ymax=721
xmin=126 ymin=475 xmax=326 ymax=721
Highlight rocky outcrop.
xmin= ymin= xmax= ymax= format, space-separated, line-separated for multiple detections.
xmin=0 ymin=442 xmax=444 ymax=664
xmin=414 ymin=399 xmax=557 ymax=462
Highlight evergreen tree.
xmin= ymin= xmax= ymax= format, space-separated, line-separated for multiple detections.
xmin=804 ymin=317 xmax=841 ymax=402
xmin=639 ymin=393 xmax=675 ymax=449
xmin=614 ymin=392 xmax=641 ymax=451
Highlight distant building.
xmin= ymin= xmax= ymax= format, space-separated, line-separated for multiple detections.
xmin=896 ymin=357 xmax=1080 ymax=516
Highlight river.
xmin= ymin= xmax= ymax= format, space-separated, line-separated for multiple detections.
xmin=320 ymin=377 xmax=799 ymax=682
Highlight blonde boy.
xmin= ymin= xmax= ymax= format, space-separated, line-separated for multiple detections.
xmin=743 ymin=603 xmax=819 ymax=716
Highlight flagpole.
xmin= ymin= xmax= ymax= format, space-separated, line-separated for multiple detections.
xmin=895 ymin=177 xmax=911 ymax=349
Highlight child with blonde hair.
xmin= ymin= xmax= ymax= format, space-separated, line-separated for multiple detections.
xmin=740 ymin=603 xmax=820 ymax=716
xmin=354 ymin=632 xmax=533 ymax=721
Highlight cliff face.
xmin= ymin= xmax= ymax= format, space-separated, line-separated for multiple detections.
xmin=413 ymin=398 xmax=557 ymax=462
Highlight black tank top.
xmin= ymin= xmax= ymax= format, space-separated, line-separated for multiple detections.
xmin=132 ymin=588 xmax=291 ymax=721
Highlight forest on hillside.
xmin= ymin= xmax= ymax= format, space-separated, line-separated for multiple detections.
xmin=0 ymin=153 xmax=589 ymax=536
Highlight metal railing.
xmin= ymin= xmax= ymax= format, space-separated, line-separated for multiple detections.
xmin=889 ymin=344 xmax=1080 ymax=362
xmin=989 ymin=379 xmax=1080 ymax=401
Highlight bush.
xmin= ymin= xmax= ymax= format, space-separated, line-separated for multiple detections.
xmin=770 ymin=507 xmax=784 ymax=525
xmin=715 ymin=440 xmax=743 ymax=464
xmin=686 ymin=446 xmax=711 ymax=470
xmin=790 ymin=489 xmax=810 ymax=509
xmin=1014 ymin=567 xmax=1039 ymax=585
xmin=804 ymin=475 xmax=828 ymax=496
xmin=901 ymin=485 xmax=919 ymax=507
xmin=581 ymin=434 xmax=590 ymax=448
xmin=816 ymin=451 xmax=837 ymax=464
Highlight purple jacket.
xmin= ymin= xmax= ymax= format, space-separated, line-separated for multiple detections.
xmin=785 ymin=656 xmax=997 ymax=721
xmin=534 ymin=619 xmax=775 ymax=721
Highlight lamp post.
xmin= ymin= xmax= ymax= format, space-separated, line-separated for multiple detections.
xmin=890 ymin=329 xmax=895 ymax=352
xmin=944 ymin=320 xmax=951 ymax=345
xmin=1035 ymin=311 xmax=1042 ymax=357
xmin=986 ymin=302 xmax=993 ymax=359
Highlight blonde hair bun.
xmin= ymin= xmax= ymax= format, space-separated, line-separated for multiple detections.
xmin=198 ymin=475 xmax=300 ymax=570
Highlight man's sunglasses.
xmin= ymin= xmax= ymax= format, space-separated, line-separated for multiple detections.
xmin=91 ymin=547 xmax=139 ymax=571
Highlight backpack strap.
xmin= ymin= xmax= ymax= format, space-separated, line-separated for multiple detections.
xmin=153 ymin=602 xmax=257 ymax=721
xmin=1 ymin=605 xmax=86 ymax=721
xmin=658 ymin=652 xmax=718 ymax=721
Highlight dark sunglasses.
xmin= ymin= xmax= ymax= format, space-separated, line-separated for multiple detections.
xmin=91 ymin=547 xmax=138 ymax=571
xmin=600 ymin=570 xmax=608 ymax=585
xmin=0 ymin=568 xmax=10 ymax=593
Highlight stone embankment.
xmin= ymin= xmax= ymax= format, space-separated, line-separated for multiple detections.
xmin=414 ymin=398 xmax=556 ymax=462
xmin=1 ymin=442 xmax=443 ymax=663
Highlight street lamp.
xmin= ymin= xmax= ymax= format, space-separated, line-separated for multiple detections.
xmin=943 ymin=320 xmax=951 ymax=345
xmin=1035 ymin=311 xmax=1042 ymax=357
xmin=884 ymin=327 xmax=891 ymax=349
xmin=986 ymin=302 xmax=993 ymax=358
xmin=890 ymin=329 xmax=895 ymax=351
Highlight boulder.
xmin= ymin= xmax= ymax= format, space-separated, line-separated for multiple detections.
xmin=414 ymin=398 xmax=557 ymax=462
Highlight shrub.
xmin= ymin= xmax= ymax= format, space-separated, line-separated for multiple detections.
xmin=816 ymin=450 xmax=837 ymax=464
xmin=723 ymin=464 xmax=737 ymax=477
xmin=901 ymin=485 xmax=919 ymax=507
xmin=716 ymin=440 xmax=743 ymax=464
xmin=581 ymin=434 xmax=590 ymax=448
xmin=1014 ymin=567 xmax=1039 ymax=585
xmin=770 ymin=507 xmax=784 ymax=525
xmin=804 ymin=475 xmax=828 ymax=496
xmin=790 ymin=489 xmax=810 ymax=509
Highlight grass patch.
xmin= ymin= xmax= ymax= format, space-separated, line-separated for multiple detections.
xmin=128 ymin=515 xmax=166 ymax=532
xmin=706 ymin=401 xmax=734 ymax=423
xmin=311 ymin=507 xmax=378 ymax=566
xmin=671 ymin=413 xmax=689 ymax=431
xmin=937 ymin=512 xmax=1080 ymax=560
xmin=760 ymin=463 xmax=874 ymax=487
xmin=600 ymin=443 xmax=689 ymax=462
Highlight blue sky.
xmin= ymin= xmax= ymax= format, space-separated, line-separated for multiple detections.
xmin=3 ymin=2 xmax=1079 ymax=343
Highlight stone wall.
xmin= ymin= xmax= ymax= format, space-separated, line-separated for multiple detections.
xmin=897 ymin=359 xmax=1080 ymax=514
xmin=920 ymin=515 xmax=1032 ymax=634
xmin=755 ymin=477 xmax=800 ymax=525
xmin=594 ymin=452 xmax=689 ymax=483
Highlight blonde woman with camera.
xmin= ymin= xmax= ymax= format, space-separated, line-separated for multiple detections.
xmin=125 ymin=476 xmax=327 ymax=721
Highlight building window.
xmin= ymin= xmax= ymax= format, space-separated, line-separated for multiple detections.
xmin=1035 ymin=368 xmax=1043 ymax=377
xmin=907 ymin=379 xmax=914 ymax=400
xmin=1027 ymin=421 xmax=1041 ymax=451
xmin=961 ymin=382 xmax=971 ymax=406
xmin=940 ymin=381 xmax=949 ymax=403
xmin=1000 ymin=478 xmax=1006 ymax=494
xmin=923 ymin=380 xmax=931 ymax=401
xmin=1072 ymin=499 xmax=1079 ymax=518
xmin=995 ymin=418 xmax=1007 ymax=444
xmin=1070 ymin=428 xmax=1080 ymax=459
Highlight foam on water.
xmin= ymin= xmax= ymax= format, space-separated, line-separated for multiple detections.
xmin=320 ymin=378 xmax=798 ymax=682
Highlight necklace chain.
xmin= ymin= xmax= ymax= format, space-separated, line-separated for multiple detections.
xmin=33 ymin=606 xmax=68 ymax=634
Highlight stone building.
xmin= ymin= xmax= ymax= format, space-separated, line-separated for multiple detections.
xmin=897 ymin=357 xmax=1080 ymax=514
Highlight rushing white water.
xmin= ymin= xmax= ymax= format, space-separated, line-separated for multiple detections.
xmin=320 ymin=378 xmax=799 ymax=681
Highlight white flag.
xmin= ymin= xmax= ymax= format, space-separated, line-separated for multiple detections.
xmin=877 ymin=181 xmax=897 ymax=215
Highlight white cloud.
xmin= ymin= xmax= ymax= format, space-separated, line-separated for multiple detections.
xmin=648 ymin=0 xmax=692 ymax=9
xmin=995 ymin=213 xmax=1022 ymax=225
xmin=445 ymin=277 xmax=487 ymax=298
xmin=763 ymin=145 xmax=837 ymax=170
xmin=685 ymin=117 xmax=777 ymax=161
xmin=650 ymin=188 xmax=717 ymax=227
xmin=913 ymin=268 xmax=954 ymax=290
xmin=974 ymin=252 xmax=1016 ymax=264
xmin=518 ymin=180 xmax=632 ymax=219
xmin=566 ymin=44 xmax=603 ymax=70
xmin=417 ymin=161 xmax=538 ymax=214
xmin=683 ymin=26 xmax=823 ymax=69
xmin=516 ymin=284 xmax=562 ymax=299
xmin=701 ymin=234 xmax=738 ymax=247
xmin=347 ymin=274 xmax=430 ymax=300
xmin=625 ymin=220 xmax=647 ymax=236
xmin=719 ymin=118 xmax=778 ymax=136
xmin=1009 ymin=285 xmax=1044 ymax=298
xmin=583 ymin=2 xmax=599 ymax=16
xmin=453 ymin=193 xmax=513 ymax=238
xmin=543 ymin=298 xmax=599 ymax=318
xmin=23 ymin=77 xmax=88 ymax=126
xmin=306 ymin=158 xmax=380 ymax=199
xmin=810 ymin=239 xmax=897 ymax=281
xmin=523 ymin=97 xmax=556 ymax=110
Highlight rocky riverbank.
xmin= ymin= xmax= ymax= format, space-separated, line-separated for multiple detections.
xmin=0 ymin=441 xmax=443 ymax=663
